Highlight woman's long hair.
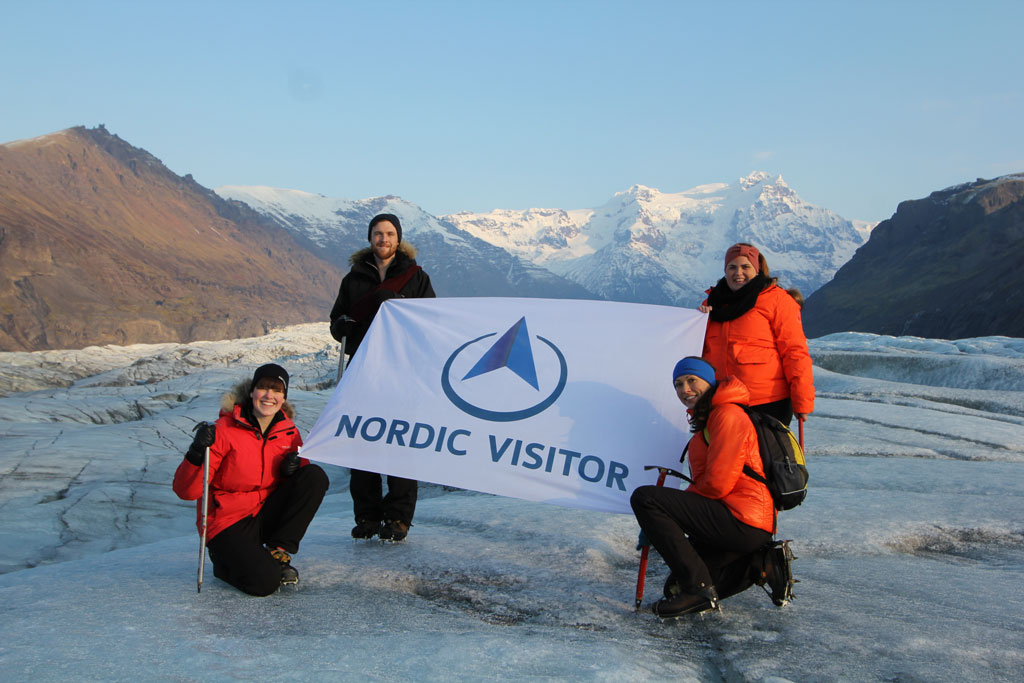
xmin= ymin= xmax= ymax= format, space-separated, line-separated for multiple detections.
xmin=688 ymin=384 xmax=718 ymax=433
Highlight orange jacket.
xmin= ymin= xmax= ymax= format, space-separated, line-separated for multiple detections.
xmin=685 ymin=377 xmax=775 ymax=534
xmin=702 ymin=284 xmax=815 ymax=415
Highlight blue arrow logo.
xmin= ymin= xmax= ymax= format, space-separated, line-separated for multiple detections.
xmin=461 ymin=317 xmax=539 ymax=390
xmin=441 ymin=316 xmax=568 ymax=422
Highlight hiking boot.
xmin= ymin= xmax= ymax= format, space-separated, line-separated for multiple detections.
xmin=653 ymin=586 xmax=719 ymax=619
xmin=268 ymin=547 xmax=299 ymax=586
xmin=379 ymin=519 xmax=410 ymax=542
xmin=351 ymin=519 xmax=381 ymax=539
xmin=755 ymin=540 xmax=796 ymax=606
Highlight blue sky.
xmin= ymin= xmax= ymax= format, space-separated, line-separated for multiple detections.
xmin=3 ymin=1 xmax=1022 ymax=222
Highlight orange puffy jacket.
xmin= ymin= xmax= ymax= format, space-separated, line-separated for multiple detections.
xmin=685 ymin=377 xmax=775 ymax=534
xmin=702 ymin=284 xmax=815 ymax=415
xmin=173 ymin=385 xmax=305 ymax=541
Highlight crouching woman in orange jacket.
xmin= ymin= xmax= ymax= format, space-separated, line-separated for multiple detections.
xmin=631 ymin=357 xmax=791 ymax=618
xmin=173 ymin=363 xmax=328 ymax=596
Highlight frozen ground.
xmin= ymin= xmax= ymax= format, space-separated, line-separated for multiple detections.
xmin=1 ymin=324 xmax=1022 ymax=681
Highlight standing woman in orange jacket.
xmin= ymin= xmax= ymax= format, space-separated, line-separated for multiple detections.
xmin=699 ymin=243 xmax=814 ymax=426
xmin=631 ymin=357 xmax=792 ymax=619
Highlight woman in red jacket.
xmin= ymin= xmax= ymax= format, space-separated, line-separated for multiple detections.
xmin=173 ymin=364 xmax=328 ymax=596
xmin=700 ymin=243 xmax=814 ymax=426
xmin=631 ymin=357 xmax=793 ymax=618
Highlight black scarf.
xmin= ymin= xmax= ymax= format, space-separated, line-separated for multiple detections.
xmin=706 ymin=274 xmax=769 ymax=322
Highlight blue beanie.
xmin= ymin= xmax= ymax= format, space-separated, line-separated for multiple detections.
xmin=672 ymin=357 xmax=717 ymax=386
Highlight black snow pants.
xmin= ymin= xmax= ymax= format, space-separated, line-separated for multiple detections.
xmin=207 ymin=464 xmax=329 ymax=596
xmin=631 ymin=485 xmax=772 ymax=600
xmin=750 ymin=397 xmax=793 ymax=426
xmin=349 ymin=469 xmax=417 ymax=524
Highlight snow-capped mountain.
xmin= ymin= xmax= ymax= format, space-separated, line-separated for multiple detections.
xmin=215 ymin=187 xmax=598 ymax=301
xmin=446 ymin=173 xmax=875 ymax=306
xmin=219 ymin=173 xmax=874 ymax=309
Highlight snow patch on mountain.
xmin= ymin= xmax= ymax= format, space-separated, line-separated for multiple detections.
xmin=446 ymin=173 xmax=875 ymax=305
xmin=216 ymin=185 xmax=470 ymax=249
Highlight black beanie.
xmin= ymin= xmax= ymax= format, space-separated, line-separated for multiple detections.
xmin=251 ymin=363 xmax=289 ymax=397
xmin=367 ymin=213 xmax=402 ymax=244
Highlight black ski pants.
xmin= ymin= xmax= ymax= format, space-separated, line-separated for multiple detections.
xmin=751 ymin=397 xmax=793 ymax=426
xmin=208 ymin=464 xmax=329 ymax=596
xmin=631 ymin=485 xmax=772 ymax=600
xmin=349 ymin=469 xmax=417 ymax=524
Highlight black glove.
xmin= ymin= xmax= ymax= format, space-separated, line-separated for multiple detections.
xmin=186 ymin=422 xmax=216 ymax=466
xmin=330 ymin=315 xmax=357 ymax=342
xmin=280 ymin=451 xmax=301 ymax=477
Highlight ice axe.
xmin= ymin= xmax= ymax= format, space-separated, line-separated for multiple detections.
xmin=634 ymin=464 xmax=694 ymax=610
xmin=335 ymin=314 xmax=356 ymax=382
xmin=194 ymin=422 xmax=212 ymax=593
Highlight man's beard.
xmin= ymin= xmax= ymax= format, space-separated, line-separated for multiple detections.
xmin=374 ymin=244 xmax=397 ymax=261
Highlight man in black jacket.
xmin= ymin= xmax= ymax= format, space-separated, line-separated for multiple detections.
xmin=329 ymin=213 xmax=435 ymax=542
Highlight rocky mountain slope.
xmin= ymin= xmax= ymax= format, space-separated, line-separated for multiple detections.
xmin=804 ymin=174 xmax=1024 ymax=339
xmin=444 ymin=173 xmax=874 ymax=306
xmin=0 ymin=126 xmax=343 ymax=351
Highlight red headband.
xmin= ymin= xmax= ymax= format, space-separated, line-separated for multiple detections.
xmin=724 ymin=244 xmax=761 ymax=273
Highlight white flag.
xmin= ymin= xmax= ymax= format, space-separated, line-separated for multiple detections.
xmin=302 ymin=298 xmax=707 ymax=514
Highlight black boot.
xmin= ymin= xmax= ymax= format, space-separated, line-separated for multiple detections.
xmin=268 ymin=547 xmax=299 ymax=586
xmin=653 ymin=584 xmax=719 ymax=619
xmin=351 ymin=519 xmax=381 ymax=539
xmin=379 ymin=519 xmax=410 ymax=542
xmin=753 ymin=540 xmax=797 ymax=606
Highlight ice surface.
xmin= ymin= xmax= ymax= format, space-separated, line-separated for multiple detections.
xmin=1 ymin=325 xmax=1022 ymax=681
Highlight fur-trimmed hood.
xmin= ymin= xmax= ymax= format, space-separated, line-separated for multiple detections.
xmin=349 ymin=240 xmax=418 ymax=266
xmin=221 ymin=380 xmax=296 ymax=420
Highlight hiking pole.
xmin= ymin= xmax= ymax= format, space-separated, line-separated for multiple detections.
xmin=197 ymin=444 xmax=210 ymax=593
xmin=635 ymin=464 xmax=694 ymax=609
xmin=798 ymin=416 xmax=805 ymax=450
xmin=336 ymin=336 xmax=347 ymax=382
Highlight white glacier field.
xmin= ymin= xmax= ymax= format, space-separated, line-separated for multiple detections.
xmin=1 ymin=324 xmax=1022 ymax=681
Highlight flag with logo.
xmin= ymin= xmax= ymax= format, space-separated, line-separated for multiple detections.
xmin=302 ymin=297 xmax=707 ymax=514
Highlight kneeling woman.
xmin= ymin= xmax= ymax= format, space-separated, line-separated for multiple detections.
xmin=631 ymin=357 xmax=780 ymax=618
xmin=173 ymin=364 xmax=329 ymax=596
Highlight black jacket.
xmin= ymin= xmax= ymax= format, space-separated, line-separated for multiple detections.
xmin=328 ymin=242 xmax=435 ymax=355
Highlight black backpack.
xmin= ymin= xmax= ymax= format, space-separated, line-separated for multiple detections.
xmin=737 ymin=406 xmax=808 ymax=511
xmin=668 ymin=406 xmax=808 ymax=511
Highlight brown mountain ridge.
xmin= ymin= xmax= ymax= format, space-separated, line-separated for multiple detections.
xmin=803 ymin=174 xmax=1024 ymax=339
xmin=0 ymin=126 xmax=344 ymax=351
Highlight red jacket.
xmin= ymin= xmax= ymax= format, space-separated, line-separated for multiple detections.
xmin=702 ymin=284 xmax=815 ymax=415
xmin=685 ymin=377 xmax=775 ymax=534
xmin=173 ymin=386 xmax=305 ymax=541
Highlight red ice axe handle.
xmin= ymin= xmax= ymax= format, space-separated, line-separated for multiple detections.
xmin=630 ymin=466 xmax=688 ymax=610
